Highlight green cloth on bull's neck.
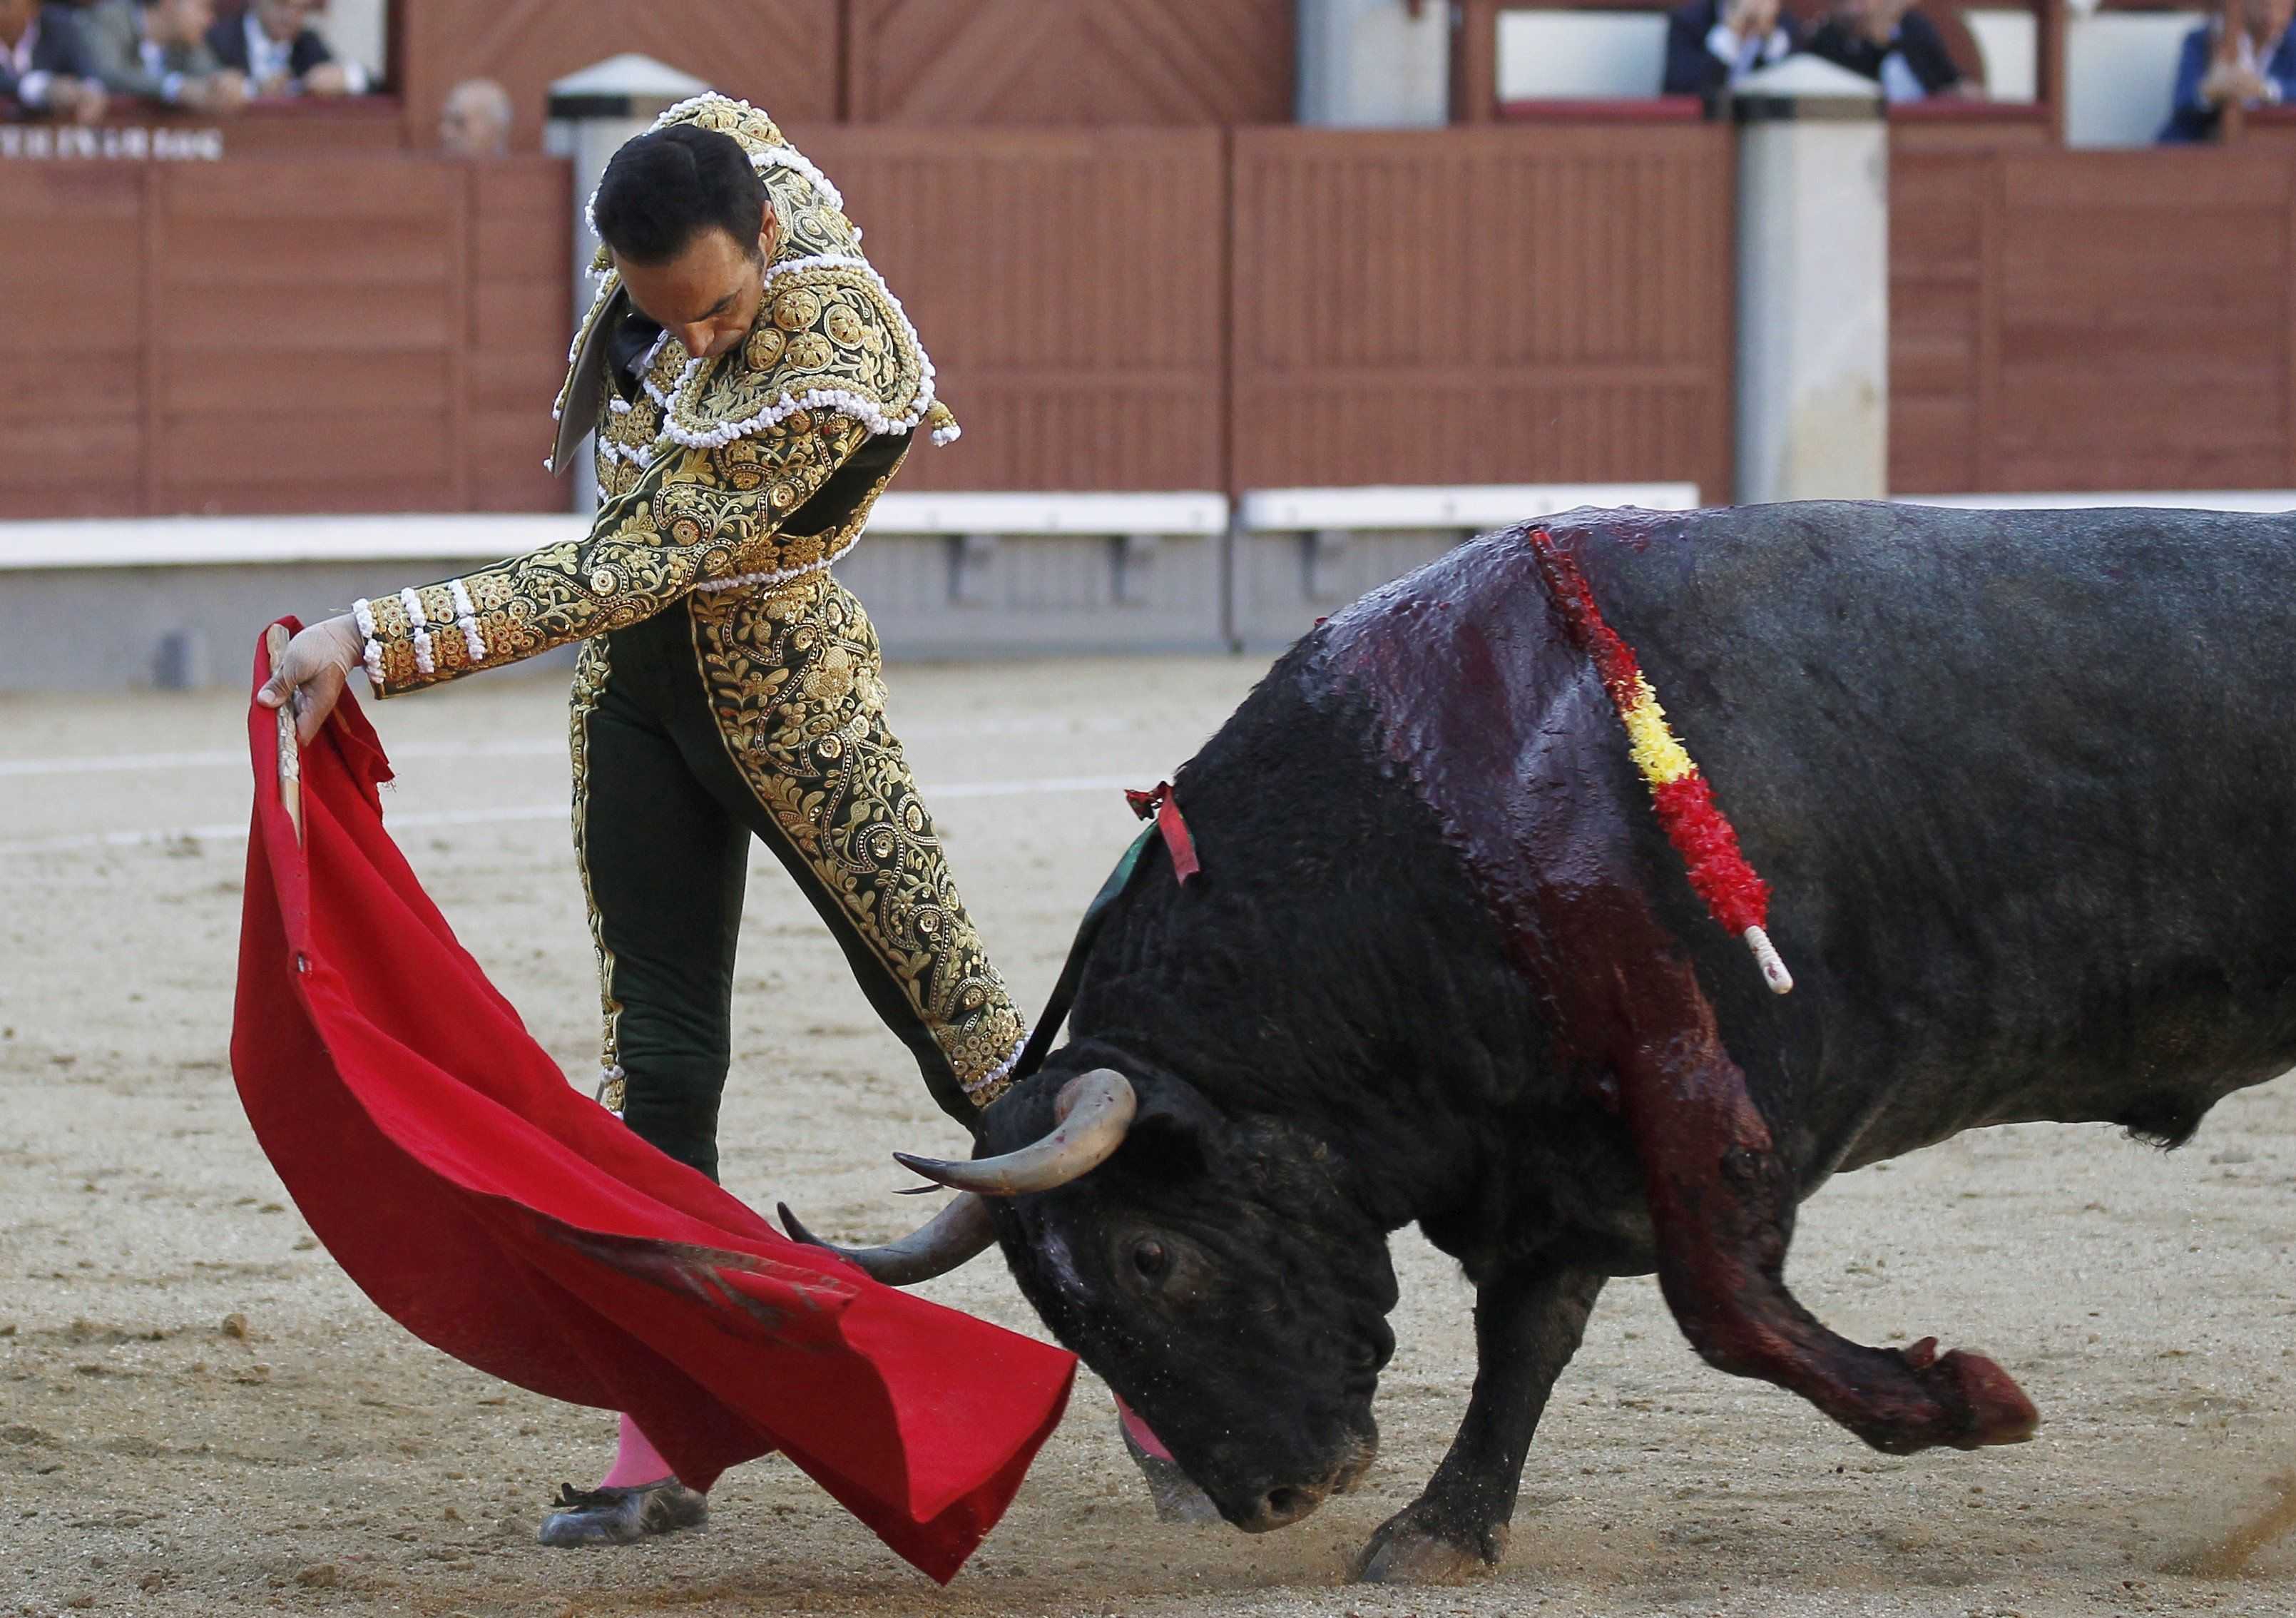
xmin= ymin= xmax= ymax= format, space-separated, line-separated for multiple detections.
xmin=550 ymin=93 xmax=949 ymax=474
xmin=1007 ymin=823 xmax=1163 ymax=1092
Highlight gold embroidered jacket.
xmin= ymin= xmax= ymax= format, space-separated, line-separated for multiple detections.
xmin=354 ymin=94 xmax=957 ymax=698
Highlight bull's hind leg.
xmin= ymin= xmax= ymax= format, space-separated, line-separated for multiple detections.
xmin=1615 ymin=955 xmax=2039 ymax=1455
xmin=1352 ymin=1264 xmax=1606 ymax=1584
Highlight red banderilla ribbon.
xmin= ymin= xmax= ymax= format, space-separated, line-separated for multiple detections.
xmin=1124 ymin=781 xmax=1200 ymax=885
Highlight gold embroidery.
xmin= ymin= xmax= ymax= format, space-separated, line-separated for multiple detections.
xmin=664 ymin=265 xmax=929 ymax=445
xmin=688 ymin=579 xmax=1025 ymax=1105
xmin=362 ymin=98 xmax=956 ymax=700
xmin=368 ymin=414 xmax=870 ymax=697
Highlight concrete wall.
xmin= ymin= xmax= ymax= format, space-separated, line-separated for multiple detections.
xmin=0 ymin=486 xmax=1698 ymax=689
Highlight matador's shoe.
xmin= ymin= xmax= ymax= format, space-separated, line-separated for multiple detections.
xmin=537 ymin=1477 xmax=709 ymax=1547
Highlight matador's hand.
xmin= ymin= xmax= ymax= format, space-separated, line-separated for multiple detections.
xmin=257 ymin=614 xmax=364 ymax=745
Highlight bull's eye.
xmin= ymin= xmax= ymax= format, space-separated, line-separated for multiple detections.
xmin=1130 ymin=1239 xmax=1170 ymax=1282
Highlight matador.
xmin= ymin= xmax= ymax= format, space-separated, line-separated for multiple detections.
xmin=260 ymin=94 xmax=1028 ymax=1545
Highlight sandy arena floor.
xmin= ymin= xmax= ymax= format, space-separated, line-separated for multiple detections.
xmin=6 ymin=657 xmax=2296 ymax=1618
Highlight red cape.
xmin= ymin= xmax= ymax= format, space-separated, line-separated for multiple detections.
xmin=229 ymin=624 xmax=1074 ymax=1583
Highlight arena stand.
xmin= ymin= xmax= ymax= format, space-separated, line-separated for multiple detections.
xmin=4 ymin=0 xmax=2292 ymax=688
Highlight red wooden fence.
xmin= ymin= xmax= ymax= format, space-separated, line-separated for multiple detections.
xmin=0 ymin=156 xmax=566 ymax=519
xmin=1229 ymin=124 xmax=1735 ymax=497
xmin=1890 ymin=139 xmax=2296 ymax=492
xmin=800 ymin=126 xmax=1232 ymax=492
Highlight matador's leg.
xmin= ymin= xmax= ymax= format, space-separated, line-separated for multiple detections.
xmin=670 ymin=578 xmax=1026 ymax=1124
xmin=569 ymin=634 xmax=751 ymax=1181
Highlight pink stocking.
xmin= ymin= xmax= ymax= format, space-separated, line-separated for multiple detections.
xmin=597 ymin=1412 xmax=680 ymax=1490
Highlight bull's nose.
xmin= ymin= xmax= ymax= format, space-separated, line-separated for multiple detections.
xmin=1239 ymin=1484 xmax=1326 ymax=1532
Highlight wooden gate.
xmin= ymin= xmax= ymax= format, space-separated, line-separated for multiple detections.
xmin=802 ymin=126 xmax=1230 ymax=492
xmin=841 ymin=0 xmax=1292 ymax=126
xmin=0 ymin=156 xmax=568 ymax=519
xmin=1892 ymin=146 xmax=2296 ymax=493
xmin=1229 ymin=124 xmax=1735 ymax=496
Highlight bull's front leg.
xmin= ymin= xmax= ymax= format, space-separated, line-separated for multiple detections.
xmin=1615 ymin=962 xmax=2039 ymax=1455
xmin=1352 ymin=1263 xmax=1606 ymax=1584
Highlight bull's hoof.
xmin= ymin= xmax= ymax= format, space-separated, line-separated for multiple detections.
xmin=537 ymin=1477 xmax=708 ymax=1547
xmin=1862 ymin=1339 xmax=2040 ymax=1453
xmin=1350 ymin=1504 xmax=1505 ymax=1584
xmin=1119 ymin=1415 xmax=1223 ymax=1524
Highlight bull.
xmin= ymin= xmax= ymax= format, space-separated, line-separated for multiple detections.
xmin=784 ymin=500 xmax=2296 ymax=1582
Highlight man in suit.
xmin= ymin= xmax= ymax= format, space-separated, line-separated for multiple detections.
xmin=0 ymin=0 xmax=108 ymax=120
xmin=2160 ymin=0 xmax=2296 ymax=141
xmin=205 ymin=0 xmax=364 ymax=98
xmin=1663 ymin=0 xmax=1800 ymax=97
xmin=1807 ymin=0 xmax=1966 ymax=101
xmin=81 ymin=0 xmax=245 ymax=112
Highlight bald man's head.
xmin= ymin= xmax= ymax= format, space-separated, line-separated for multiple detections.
xmin=440 ymin=78 xmax=514 ymax=158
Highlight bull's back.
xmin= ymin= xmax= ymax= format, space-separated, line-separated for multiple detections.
xmin=1540 ymin=501 xmax=2296 ymax=1169
xmin=1322 ymin=504 xmax=2296 ymax=1175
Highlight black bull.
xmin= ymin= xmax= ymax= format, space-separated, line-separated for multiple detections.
xmin=804 ymin=500 xmax=2296 ymax=1581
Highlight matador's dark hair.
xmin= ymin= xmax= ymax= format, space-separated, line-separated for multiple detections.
xmin=592 ymin=125 xmax=767 ymax=266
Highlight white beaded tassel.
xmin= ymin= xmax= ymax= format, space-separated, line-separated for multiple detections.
xmin=448 ymin=579 xmax=487 ymax=665
xmin=398 ymin=587 xmax=436 ymax=678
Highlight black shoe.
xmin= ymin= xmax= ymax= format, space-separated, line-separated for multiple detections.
xmin=537 ymin=1477 xmax=708 ymax=1547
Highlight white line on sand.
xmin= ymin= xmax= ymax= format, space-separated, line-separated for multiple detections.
xmin=0 ymin=714 xmax=1145 ymax=778
xmin=0 ymin=774 xmax=1145 ymax=858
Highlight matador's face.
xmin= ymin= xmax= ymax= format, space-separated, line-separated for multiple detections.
xmin=615 ymin=218 xmax=781 ymax=364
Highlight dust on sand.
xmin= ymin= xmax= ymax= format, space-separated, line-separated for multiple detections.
xmin=5 ymin=662 xmax=2296 ymax=1618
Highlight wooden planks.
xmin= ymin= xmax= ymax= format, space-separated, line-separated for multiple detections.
xmin=800 ymin=126 xmax=1230 ymax=492
xmin=465 ymin=158 xmax=571 ymax=512
xmin=0 ymin=155 xmax=571 ymax=520
xmin=1891 ymin=141 xmax=2296 ymax=493
xmin=396 ymin=0 xmax=842 ymax=152
xmin=150 ymin=160 xmax=464 ymax=514
xmin=1228 ymin=125 xmax=1735 ymax=497
xmin=843 ymin=0 xmax=1292 ymax=126
xmin=0 ymin=166 xmax=147 ymax=517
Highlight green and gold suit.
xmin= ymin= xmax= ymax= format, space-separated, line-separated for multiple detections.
xmin=349 ymin=96 xmax=1023 ymax=1174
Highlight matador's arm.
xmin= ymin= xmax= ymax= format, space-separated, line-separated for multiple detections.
xmin=354 ymin=411 xmax=872 ymax=698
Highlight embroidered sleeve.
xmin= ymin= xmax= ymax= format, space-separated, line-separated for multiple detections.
xmin=356 ymin=412 xmax=871 ymax=697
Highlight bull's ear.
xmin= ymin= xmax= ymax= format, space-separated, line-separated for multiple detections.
xmin=1120 ymin=1079 xmax=1220 ymax=1180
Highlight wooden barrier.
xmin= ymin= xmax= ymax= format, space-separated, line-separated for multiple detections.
xmin=4 ymin=125 xmax=1737 ymax=515
xmin=1228 ymin=123 xmax=1735 ymax=499
xmin=798 ymin=126 xmax=1231 ymax=494
xmin=393 ymin=0 xmax=1293 ymax=148
xmin=0 ymin=154 xmax=567 ymax=520
xmin=1890 ymin=138 xmax=2296 ymax=493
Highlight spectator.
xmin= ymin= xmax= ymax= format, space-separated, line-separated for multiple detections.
xmin=1663 ymin=0 xmax=1800 ymax=97
xmin=81 ymin=0 xmax=246 ymax=113
xmin=2160 ymin=0 xmax=2296 ymax=142
xmin=1 ymin=0 xmax=108 ymax=121
xmin=438 ymin=76 xmax=511 ymax=156
xmin=205 ymin=0 xmax=366 ymax=98
xmin=1807 ymin=0 xmax=1965 ymax=102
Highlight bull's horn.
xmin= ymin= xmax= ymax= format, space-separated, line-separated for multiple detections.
xmin=894 ymin=1068 xmax=1137 ymax=1196
xmin=776 ymin=1192 xmax=997 ymax=1286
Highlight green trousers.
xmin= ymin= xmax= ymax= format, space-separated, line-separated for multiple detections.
xmin=568 ymin=573 xmax=1024 ymax=1180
